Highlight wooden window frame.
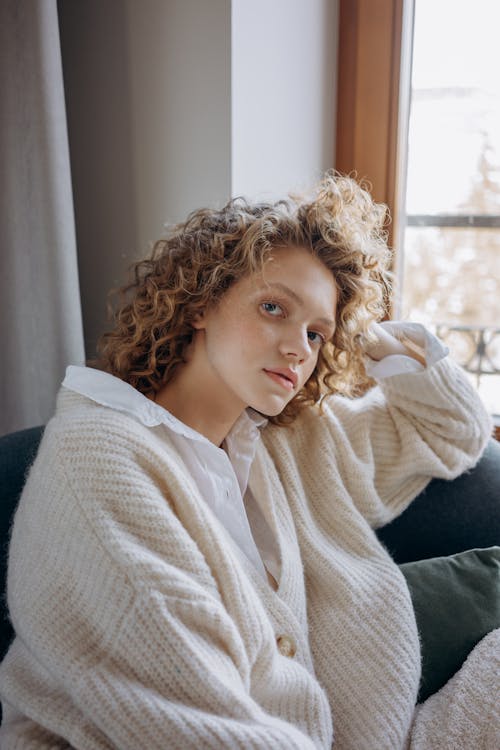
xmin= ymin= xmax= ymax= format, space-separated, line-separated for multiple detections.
xmin=335 ymin=0 xmax=500 ymax=439
xmin=335 ymin=0 xmax=406 ymax=249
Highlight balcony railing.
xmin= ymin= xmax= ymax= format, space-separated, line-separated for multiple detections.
xmin=404 ymin=216 xmax=500 ymax=431
xmin=406 ymin=215 xmax=500 ymax=228
xmin=434 ymin=324 xmax=500 ymax=384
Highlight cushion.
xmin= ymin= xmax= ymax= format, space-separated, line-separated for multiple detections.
xmin=399 ymin=546 xmax=500 ymax=703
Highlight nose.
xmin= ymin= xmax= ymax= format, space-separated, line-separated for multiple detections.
xmin=278 ymin=327 xmax=311 ymax=363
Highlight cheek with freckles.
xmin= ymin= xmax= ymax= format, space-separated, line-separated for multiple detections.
xmin=225 ymin=307 xmax=278 ymax=357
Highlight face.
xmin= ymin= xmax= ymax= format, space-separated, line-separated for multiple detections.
xmin=192 ymin=245 xmax=338 ymax=417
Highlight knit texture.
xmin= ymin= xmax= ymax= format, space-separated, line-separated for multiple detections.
xmin=409 ymin=627 xmax=500 ymax=749
xmin=0 ymin=358 xmax=493 ymax=749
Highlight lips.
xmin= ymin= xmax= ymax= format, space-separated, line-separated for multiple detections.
xmin=263 ymin=368 xmax=298 ymax=391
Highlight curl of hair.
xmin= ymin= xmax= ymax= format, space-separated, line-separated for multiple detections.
xmin=95 ymin=171 xmax=393 ymax=426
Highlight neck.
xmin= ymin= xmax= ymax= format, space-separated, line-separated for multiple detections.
xmin=153 ymin=358 xmax=245 ymax=447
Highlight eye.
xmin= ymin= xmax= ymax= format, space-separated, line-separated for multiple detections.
xmin=261 ymin=301 xmax=285 ymax=316
xmin=307 ymin=331 xmax=325 ymax=346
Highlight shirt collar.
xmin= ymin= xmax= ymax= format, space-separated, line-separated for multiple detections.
xmin=62 ymin=365 xmax=267 ymax=445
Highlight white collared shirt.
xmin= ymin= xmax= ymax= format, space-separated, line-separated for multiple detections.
xmin=62 ymin=322 xmax=447 ymax=586
xmin=62 ymin=364 xmax=274 ymax=582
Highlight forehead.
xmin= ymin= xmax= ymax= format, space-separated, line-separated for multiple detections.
xmin=246 ymin=245 xmax=338 ymax=319
xmin=262 ymin=244 xmax=332 ymax=276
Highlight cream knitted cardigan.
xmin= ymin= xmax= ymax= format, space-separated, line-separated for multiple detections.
xmin=0 ymin=358 xmax=493 ymax=749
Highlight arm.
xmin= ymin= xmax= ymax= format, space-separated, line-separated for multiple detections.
xmin=321 ymin=345 xmax=493 ymax=528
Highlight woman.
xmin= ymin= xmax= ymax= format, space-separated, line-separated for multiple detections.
xmin=0 ymin=174 xmax=496 ymax=748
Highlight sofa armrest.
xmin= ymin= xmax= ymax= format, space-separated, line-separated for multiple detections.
xmin=376 ymin=439 xmax=500 ymax=564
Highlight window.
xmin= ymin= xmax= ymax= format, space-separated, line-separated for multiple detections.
xmin=399 ymin=0 xmax=500 ymax=417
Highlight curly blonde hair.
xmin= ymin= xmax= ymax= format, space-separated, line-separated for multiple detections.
xmin=96 ymin=171 xmax=392 ymax=426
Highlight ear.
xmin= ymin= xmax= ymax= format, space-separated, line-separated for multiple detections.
xmin=191 ymin=311 xmax=206 ymax=330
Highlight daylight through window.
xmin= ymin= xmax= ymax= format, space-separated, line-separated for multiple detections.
xmin=400 ymin=0 xmax=500 ymax=417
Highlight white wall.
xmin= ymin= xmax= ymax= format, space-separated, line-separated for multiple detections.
xmin=60 ymin=0 xmax=232 ymax=356
xmin=231 ymin=0 xmax=338 ymax=201
xmin=126 ymin=0 xmax=339 ymax=238
xmin=59 ymin=0 xmax=339 ymax=356
xmin=126 ymin=0 xmax=232 ymax=252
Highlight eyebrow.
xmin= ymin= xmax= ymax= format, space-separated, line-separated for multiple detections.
xmin=262 ymin=282 xmax=336 ymax=329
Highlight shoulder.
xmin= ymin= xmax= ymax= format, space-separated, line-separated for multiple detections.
xmin=39 ymin=387 xmax=179 ymax=470
xmin=258 ymin=404 xmax=337 ymax=482
xmin=14 ymin=388 xmax=218 ymax=598
xmin=32 ymin=387 xmax=195 ymax=523
xmin=261 ymin=388 xmax=384 ymax=449
xmin=19 ymin=387 xmax=192 ymax=546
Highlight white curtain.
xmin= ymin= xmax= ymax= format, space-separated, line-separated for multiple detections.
xmin=0 ymin=0 xmax=85 ymax=436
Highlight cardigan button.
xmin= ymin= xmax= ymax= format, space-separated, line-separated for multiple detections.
xmin=276 ymin=634 xmax=297 ymax=658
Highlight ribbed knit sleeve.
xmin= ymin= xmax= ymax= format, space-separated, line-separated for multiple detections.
xmin=321 ymin=357 xmax=492 ymax=527
xmin=0 ymin=399 xmax=331 ymax=749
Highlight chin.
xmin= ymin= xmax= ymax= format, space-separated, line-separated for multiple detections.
xmin=250 ymin=398 xmax=291 ymax=418
xmin=258 ymin=408 xmax=283 ymax=418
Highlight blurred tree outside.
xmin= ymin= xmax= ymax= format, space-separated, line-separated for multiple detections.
xmin=400 ymin=0 xmax=500 ymax=416
xmin=402 ymin=135 xmax=500 ymax=329
xmin=401 ymin=135 xmax=500 ymax=415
